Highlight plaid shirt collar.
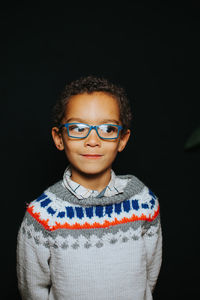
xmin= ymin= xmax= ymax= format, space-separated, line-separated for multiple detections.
xmin=62 ymin=166 xmax=129 ymax=200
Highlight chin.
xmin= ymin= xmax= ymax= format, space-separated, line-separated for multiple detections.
xmin=81 ymin=167 xmax=106 ymax=176
xmin=69 ymin=156 xmax=113 ymax=177
xmin=76 ymin=164 xmax=110 ymax=177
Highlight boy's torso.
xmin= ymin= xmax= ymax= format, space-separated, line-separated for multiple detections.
xmin=22 ymin=175 xmax=159 ymax=299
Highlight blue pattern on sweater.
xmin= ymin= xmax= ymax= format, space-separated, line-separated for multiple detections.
xmin=75 ymin=207 xmax=84 ymax=219
xmin=132 ymin=200 xmax=139 ymax=210
xmin=35 ymin=188 xmax=156 ymax=220
xmin=66 ymin=207 xmax=74 ymax=219
xmin=57 ymin=211 xmax=65 ymax=218
xmin=41 ymin=198 xmax=51 ymax=207
xmin=105 ymin=204 xmax=113 ymax=217
xmin=123 ymin=200 xmax=130 ymax=212
xmin=96 ymin=206 xmax=104 ymax=218
xmin=114 ymin=203 xmax=122 ymax=214
xmin=47 ymin=207 xmax=56 ymax=215
xmin=142 ymin=203 xmax=149 ymax=209
xmin=85 ymin=207 xmax=93 ymax=218
xmin=36 ymin=193 xmax=47 ymax=202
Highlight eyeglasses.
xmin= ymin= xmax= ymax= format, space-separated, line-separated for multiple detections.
xmin=59 ymin=123 xmax=123 ymax=140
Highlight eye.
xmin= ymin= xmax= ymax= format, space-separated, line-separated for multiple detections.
xmin=108 ymin=125 xmax=117 ymax=133
xmin=69 ymin=124 xmax=87 ymax=132
xmin=99 ymin=124 xmax=118 ymax=134
xmin=101 ymin=125 xmax=118 ymax=133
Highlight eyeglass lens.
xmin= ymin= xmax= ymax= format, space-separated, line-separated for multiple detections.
xmin=68 ymin=124 xmax=119 ymax=138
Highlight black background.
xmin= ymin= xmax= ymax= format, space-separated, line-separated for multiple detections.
xmin=1 ymin=2 xmax=200 ymax=299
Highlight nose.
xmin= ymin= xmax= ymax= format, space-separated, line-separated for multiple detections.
xmin=84 ymin=128 xmax=101 ymax=147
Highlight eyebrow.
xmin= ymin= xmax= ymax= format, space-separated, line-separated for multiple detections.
xmin=65 ymin=118 xmax=120 ymax=125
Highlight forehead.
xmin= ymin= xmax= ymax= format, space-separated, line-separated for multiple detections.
xmin=64 ymin=92 xmax=120 ymax=123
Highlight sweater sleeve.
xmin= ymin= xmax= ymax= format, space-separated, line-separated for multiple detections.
xmin=17 ymin=211 xmax=51 ymax=300
xmin=143 ymin=201 xmax=162 ymax=292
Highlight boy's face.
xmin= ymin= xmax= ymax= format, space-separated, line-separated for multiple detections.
xmin=52 ymin=92 xmax=130 ymax=179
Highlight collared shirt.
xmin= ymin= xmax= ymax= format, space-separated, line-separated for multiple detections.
xmin=62 ymin=166 xmax=130 ymax=199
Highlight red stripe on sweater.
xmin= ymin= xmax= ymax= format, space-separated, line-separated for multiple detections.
xmin=27 ymin=205 xmax=159 ymax=231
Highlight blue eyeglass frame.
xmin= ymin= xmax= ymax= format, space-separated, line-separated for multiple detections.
xmin=59 ymin=122 xmax=123 ymax=140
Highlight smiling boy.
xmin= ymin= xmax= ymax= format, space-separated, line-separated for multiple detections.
xmin=52 ymin=91 xmax=130 ymax=192
xmin=17 ymin=76 xmax=162 ymax=300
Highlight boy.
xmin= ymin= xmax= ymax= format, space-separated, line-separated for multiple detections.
xmin=17 ymin=76 xmax=162 ymax=300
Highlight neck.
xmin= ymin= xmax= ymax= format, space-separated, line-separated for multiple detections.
xmin=70 ymin=167 xmax=112 ymax=192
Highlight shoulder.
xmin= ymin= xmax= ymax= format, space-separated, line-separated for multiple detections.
xmin=25 ymin=180 xmax=69 ymax=230
xmin=118 ymin=173 xmax=158 ymax=199
xmin=118 ymin=174 xmax=160 ymax=219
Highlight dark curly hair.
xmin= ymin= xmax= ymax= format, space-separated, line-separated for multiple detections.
xmin=52 ymin=75 xmax=132 ymax=134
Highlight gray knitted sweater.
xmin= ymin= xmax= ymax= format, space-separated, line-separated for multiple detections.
xmin=17 ymin=174 xmax=162 ymax=300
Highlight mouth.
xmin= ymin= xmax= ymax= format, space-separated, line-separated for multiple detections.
xmin=81 ymin=154 xmax=103 ymax=159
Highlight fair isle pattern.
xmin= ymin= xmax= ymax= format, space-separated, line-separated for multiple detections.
xmin=21 ymin=174 xmax=161 ymax=250
xmin=27 ymin=186 xmax=159 ymax=232
xmin=21 ymin=213 xmax=160 ymax=250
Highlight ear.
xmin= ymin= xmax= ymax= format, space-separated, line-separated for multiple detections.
xmin=51 ymin=127 xmax=64 ymax=151
xmin=118 ymin=129 xmax=131 ymax=152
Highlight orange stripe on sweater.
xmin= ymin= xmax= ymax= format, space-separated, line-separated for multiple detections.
xmin=27 ymin=205 xmax=160 ymax=231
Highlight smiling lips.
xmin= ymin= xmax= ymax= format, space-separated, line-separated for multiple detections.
xmin=81 ymin=154 xmax=103 ymax=159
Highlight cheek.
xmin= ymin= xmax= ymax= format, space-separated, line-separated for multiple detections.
xmin=103 ymin=142 xmax=120 ymax=156
xmin=64 ymin=141 xmax=81 ymax=154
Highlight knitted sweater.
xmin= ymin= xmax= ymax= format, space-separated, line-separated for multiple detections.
xmin=17 ymin=174 xmax=162 ymax=300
